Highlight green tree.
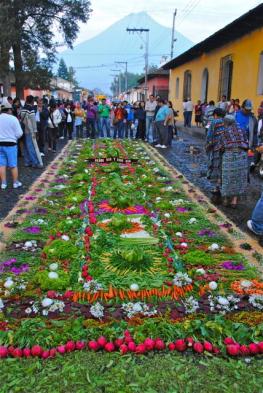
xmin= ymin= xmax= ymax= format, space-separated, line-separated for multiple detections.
xmin=68 ymin=66 xmax=78 ymax=87
xmin=57 ymin=59 xmax=69 ymax=80
xmin=0 ymin=0 xmax=92 ymax=98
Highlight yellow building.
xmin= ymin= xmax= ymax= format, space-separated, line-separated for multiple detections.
xmin=164 ymin=4 xmax=263 ymax=119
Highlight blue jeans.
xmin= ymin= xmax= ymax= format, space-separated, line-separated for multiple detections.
xmin=100 ymin=117 xmax=111 ymax=137
xmin=146 ymin=116 xmax=155 ymax=142
xmin=251 ymin=192 xmax=263 ymax=235
xmin=86 ymin=118 xmax=96 ymax=138
xmin=113 ymin=120 xmax=124 ymax=139
xmin=23 ymin=134 xmax=39 ymax=166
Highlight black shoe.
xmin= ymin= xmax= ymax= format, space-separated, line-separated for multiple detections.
xmin=210 ymin=190 xmax=222 ymax=205
xmin=250 ymin=164 xmax=256 ymax=173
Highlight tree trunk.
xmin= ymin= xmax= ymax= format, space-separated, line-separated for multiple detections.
xmin=13 ymin=42 xmax=24 ymax=99
xmin=0 ymin=44 xmax=11 ymax=96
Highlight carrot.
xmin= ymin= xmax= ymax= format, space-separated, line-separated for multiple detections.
xmin=108 ymin=285 xmax=114 ymax=299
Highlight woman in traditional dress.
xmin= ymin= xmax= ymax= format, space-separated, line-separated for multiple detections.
xmin=205 ymin=108 xmax=226 ymax=204
xmin=218 ymin=115 xmax=248 ymax=208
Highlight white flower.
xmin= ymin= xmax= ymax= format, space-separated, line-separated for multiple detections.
xmin=61 ymin=235 xmax=70 ymax=241
xmin=36 ymin=219 xmax=45 ymax=225
xmin=164 ymin=213 xmax=171 ymax=218
xmin=49 ymin=263 xmax=58 ymax=271
xmin=0 ymin=298 xmax=4 ymax=310
xmin=196 ymin=268 xmax=206 ymax=275
xmin=240 ymin=280 xmax=252 ymax=289
xmin=42 ymin=309 xmax=49 ymax=316
xmin=188 ymin=218 xmax=197 ymax=224
xmin=25 ymin=307 xmax=32 ymax=314
xmin=208 ymin=243 xmax=220 ymax=251
xmin=176 ymin=232 xmax=183 ymax=237
xmin=209 ymin=294 xmax=239 ymax=314
xmin=122 ymin=302 xmax=157 ymax=319
xmin=248 ymin=295 xmax=263 ymax=310
xmin=172 ymin=272 xmax=192 ymax=287
xmin=130 ymin=283 xmax=139 ymax=292
xmin=4 ymin=278 xmax=14 ymax=289
xmin=90 ymin=302 xmax=104 ymax=319
xmin=83 ymin=280 xmax=103 ymax=294
xmin=153 ymin=167 xmax=159 ymax=173
xmin=180 ymin=242 xmax=188 ymax=248
xmin=78 ymin=272 xmax=84 ymax=283
xmin=156 ymin=197 xmax=162 ymax=202
xmin=48 ymin=272 xmax=59 ymax=280
xmin=165 ymin=186 xmax=173 ymax=191
xmin=208 ymin=281 xmax=218 ymax=290
xmin=41 ymin=298 xmax=53 ymax=308
xmin=24 ymin=241 xmax=33 ymax=248
xmin=182 ymin=296 xmax=199 ymax=314
xmin=217 ymin=296 xmax=229 ymax=306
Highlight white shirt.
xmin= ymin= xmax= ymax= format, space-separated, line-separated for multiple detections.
xmin=48 ymin=109 xmax=62 ymax=128
xmin=65 ymin=109 xmax=72 ymax=123
xmin=0 ymin=113 xmax=23 ymax=143
xmin=145 ymin=100 xmax=157 ymax=116
xmin=185 ymin=100 xmax=193 ymax=111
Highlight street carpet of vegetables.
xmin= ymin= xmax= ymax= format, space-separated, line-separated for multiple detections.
xmin=0 ymin=139 xmax=263 ymax=360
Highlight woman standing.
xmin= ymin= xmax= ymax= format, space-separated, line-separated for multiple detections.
xmin=63 ymin=102 xmax=74 ymax=140
xmin=47 ymin=103 xmax=62 ymax=152
xmin=194 ymin=100 xmax=202 ymax=127
xmin=218 ymin=115 xmax=248 ymax=208
xmin=74 ymin=102 xmax=84 ymax=138
xmin=205 ymin=108 xmax=225 ymax=203
xmin=135 ymin=102 xmax=146 ymax=139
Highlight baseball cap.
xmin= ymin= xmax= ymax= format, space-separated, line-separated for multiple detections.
xmin=243 ymin=99 xmax=253 ymax=110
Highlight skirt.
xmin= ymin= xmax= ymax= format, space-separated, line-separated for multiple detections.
xmin=207 ymin=150 xmax=222 ymax=185
xmin=221 ymin=150 xmax=248 ymax=197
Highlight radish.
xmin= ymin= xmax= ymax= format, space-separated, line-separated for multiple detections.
xmin=75 ymin=341 xmax=86 ymax=350
xmin=57 ymin=345 xmax=66 ymax=354
xmin=127 ymin=342 xmax=136 ymax=352
xmin=65 ymin=341 xmax=75 ymax=352
xmin=193 ymin=342 xmax=204 ymax=354
xmin=144 ymin=338 xmax=155 ymax=351
xmin=13 ymin=348 xmax=23 ymax=358
xmin=155 ymin=339 xmax=165 ymax=351
xmin=135 ymin=344 xmax=146 ymax=354
xmin=174 ymin=339 xmax=187 ymax=352
xmin=168 ymin=343 xmax=176 ymax=351
xmin=97 ymin=336 xmax=107 ymax=348
xmin=114 ymin=338 xmax=123 ymax=348
xmin=203 ymin=341 xmax=213 ymax=352
xmin=105 ymin=342 xmax=115 ymax=352
xmin=258 ymin=342 xmax=263 ymax=354
xmin=224 ymin=337 xmax=235 ymax=345
xmin=22 ymin=348 xmax=31 ymax=358
xmin=240 ymin=345 xmax=250 ymax=356
xmin=0 ymin=346 xmax=8 ymax=358
xmin=226 ymin=344 xmax=239 ymax=356
xmin=42 ymin=350 xmax=50 ymax=359
xmin=120 ymin=344 xmax=128 ymax=354
xmin=248 ymin=343 xmax=259 ymax=355
xmin=186 ymin=337 xmax=194 ymax=347
xmin=49 ymin=348 xmax=57 ymax=358
xmin=88 ymin=341 xmax=99 ymax=351
xmin=31 ymin=345 xmax=43 ymax=357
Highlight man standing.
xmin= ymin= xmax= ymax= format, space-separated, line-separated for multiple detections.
xmin=185 ymin=98 xmax=193 ymax=127
xmin=20 ymin=95 xmax=43 ymax=168
xmin=86 ymin=97 xmax=97 ymax=139
xmin=0 ymin=103 xmax=23 ymax=189
xmin=36 ymin=98 xmax=49 ymax=156
xmin=145 ymin=95 xmax=157 ymax=142
xmin=217 ymin=95 xmax=228 ymax=112
xmin=98 ymin=98 xmax=111 ymax=137
xmin=154 ymin=99 xmax=170 ymax=149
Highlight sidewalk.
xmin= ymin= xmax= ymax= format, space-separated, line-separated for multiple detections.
xmin=176 ymin=121 xmax=206 ymax=140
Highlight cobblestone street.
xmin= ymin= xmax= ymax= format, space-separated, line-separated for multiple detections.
xmin=161 ymin=126 xmax=262 ymax=235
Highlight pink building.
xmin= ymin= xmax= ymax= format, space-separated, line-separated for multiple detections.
xmin=137 ymin=70 xmax=169 ymax=101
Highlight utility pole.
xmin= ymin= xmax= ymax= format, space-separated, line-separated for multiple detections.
xmin=115 ymin=61 xmax=128 ymax=92
xmin=171 ymin=9 xmax=177 ymax=59
xmin=111 ymin=69 xmax=121 ymax=97
xmin=127 ymin=28 xmax=150 ymax=101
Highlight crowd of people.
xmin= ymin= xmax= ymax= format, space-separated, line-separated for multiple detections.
xmin=0 ymin=94 xmax=178 ymax=190
xmin=1 ymin=92 xmax=263 ymax=243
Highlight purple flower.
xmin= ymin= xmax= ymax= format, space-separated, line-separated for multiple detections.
xmin=10 ymin=264 xmax=29 ymax=275
xmin=198 ymin=229 xmax=216 ymax=237
xmin=16 ymin=209 xmax=32 ymax=214
xmin=0 ymin=258 xmax=29 ymax=275
xmin=219 ymin=223 xmax=233 ymax=229
xmin=221 ymin=260 xmax=245 ymax=270
xmin=4 ymin=222 xmax=18 ymax=228
xmin=34 ymin=208 xmax=47 ymax=214
xmin=176 ymin=207 xmax=189 ymax=213
xmin=35 ymin=189 xmax=43 ymax=192
xmin=23 ymin=226 xmax=41 ymax=234
xmin=25 ymin=196 xmax=36 ymax=201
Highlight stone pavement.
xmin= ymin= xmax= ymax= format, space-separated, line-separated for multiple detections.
xmin=0 ymin=139 xmax=67 ymax=220
xmin=160 ymin=128 xmax=262 ymax=235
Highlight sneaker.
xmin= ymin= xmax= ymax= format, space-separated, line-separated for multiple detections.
xmin=59 ymin=136 xmax=64 ymax=140
xmin=13 ymin=181 xmax=22 ymax=189
xmin=155 ymin=144 xmax=162 ymax=148
xmin=1 ymin=183 xmax=7 ymax=190
xmin=40 ymin=152 xmax=45 ymax=157
xmin=160 ymin=145 xmax=167 ymax=149
xmin=52 ymin=149 xmax=57 ymax=153
xmin=247 ymin=220 xmax=259 ymax=235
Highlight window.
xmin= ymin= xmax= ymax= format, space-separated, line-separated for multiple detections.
xmin=218 ymin=55 xmax=233 ymax=100
xmin=201 ymin=68 xmax=209 ymax=102
xmin=175 ymin=77 xmax=179 ymax=98
xmin=183 ymin=70 xmax=191 ymax=99
xmin=257 ymin=52 xmax=263 ymax=95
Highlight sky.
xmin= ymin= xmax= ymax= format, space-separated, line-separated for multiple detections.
xmin=76 ymin=0 xmax=262 ymax=45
